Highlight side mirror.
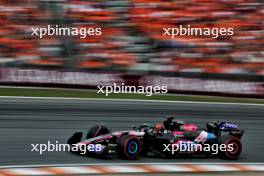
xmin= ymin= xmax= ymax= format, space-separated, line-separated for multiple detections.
xmin=167 ymin=117 xmax=174 ymax=121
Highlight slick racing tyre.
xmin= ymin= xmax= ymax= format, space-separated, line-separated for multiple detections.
xmin=87 ymin=125 xmax=110 ymax=139
xmin=218 ymin=136 xmax=242 ymax=160
xmin=117 ymin=134 xmax=142 ymax=160
xmin=67 ymin=132 xmax=82 ymax=145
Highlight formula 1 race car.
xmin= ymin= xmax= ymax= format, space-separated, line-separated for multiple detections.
xmin=67 ymin=117 xmax=244 ymax=160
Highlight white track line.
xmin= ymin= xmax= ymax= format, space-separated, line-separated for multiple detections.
xmin=0 ymin=96 xmax=263 ymax=106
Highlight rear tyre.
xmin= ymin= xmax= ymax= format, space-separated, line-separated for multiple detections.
xmin=67 ymin=132 xmax=82 ymax=145
xmin=117 ymin=134 xmax=142 ymax=160
xmin=218 ymin=136 xmax=242 ymax=160
xmin=86 ymin=125 xmax=110 ymax=139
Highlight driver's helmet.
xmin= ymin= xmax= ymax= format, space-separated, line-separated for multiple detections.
xmin=153 ymin=123 xmax=164 ymax=133
xmin=164 ymin=117 xmax=184 ymax=131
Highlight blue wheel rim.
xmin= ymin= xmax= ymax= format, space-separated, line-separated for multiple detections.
xmin=128 ymin=141 xmax=138 ymax=154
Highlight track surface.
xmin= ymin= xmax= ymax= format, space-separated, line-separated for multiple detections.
xmin=0 ymin=98 xmax=263 ymax=166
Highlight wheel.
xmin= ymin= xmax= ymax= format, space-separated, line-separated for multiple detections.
xmin=218 ymin=136 xmax=242 ymax=160
xmin=117 ymin=134 xmax=142 ymax=160
xmin=67 ymin=132 xmax=82 ymax=145
xmin=86 ymin=125 xmax=110 ymax=139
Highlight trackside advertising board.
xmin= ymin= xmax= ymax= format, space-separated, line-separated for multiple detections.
xmin=0 ymin=68 xmax=263 ymax=97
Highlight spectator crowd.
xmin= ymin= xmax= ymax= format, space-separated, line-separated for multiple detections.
xmin=0 ymin=0 xmax=263 ymax=76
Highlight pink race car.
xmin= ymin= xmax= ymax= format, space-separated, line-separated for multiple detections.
xmin=68 ymin=117 xmax=244 ymax=160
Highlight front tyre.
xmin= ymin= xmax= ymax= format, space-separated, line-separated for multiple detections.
xmin=218 ymin=136 xmax=242 ymax=160
xmin=117 ymin=134 xmax=142 ymax=160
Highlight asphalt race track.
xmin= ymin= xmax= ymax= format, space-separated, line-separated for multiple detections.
xmin=0 ymin=97 xmax=263 ymax=166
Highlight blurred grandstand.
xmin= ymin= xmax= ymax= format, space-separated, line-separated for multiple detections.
xmin=0 ymin=0 xmax=263 ymax=80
